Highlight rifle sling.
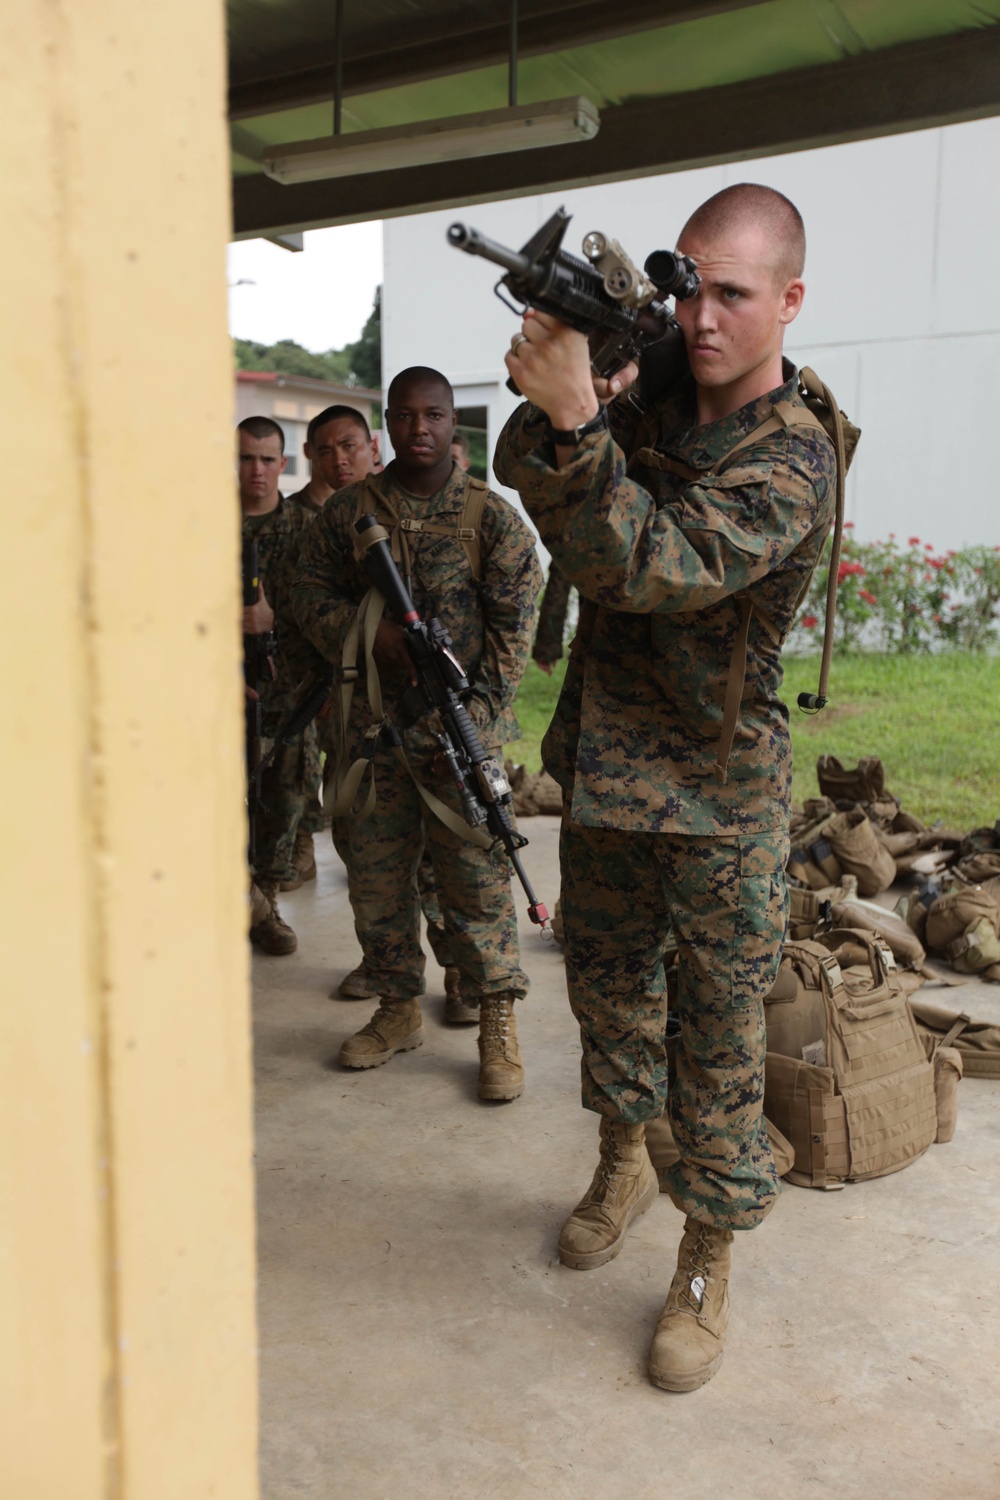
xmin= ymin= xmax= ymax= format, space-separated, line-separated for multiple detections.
xmin=327 ymin=582 xmax=492 ymax=848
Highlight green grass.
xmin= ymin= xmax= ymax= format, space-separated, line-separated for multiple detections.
xmin=507 ymin=659 xmax=569 ymax=773
xmin=510 ymin=652 xmax=1000 ymax=830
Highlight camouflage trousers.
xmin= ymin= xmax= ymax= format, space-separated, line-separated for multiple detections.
xmin=341 ymin=747 xmax=528 ymax=1005
xmin=252 ymin=720 xmax=321 ymax=885
xmin=559 ymin=821 xmax=788 ymax=1231
xmin=332 ymin=820 xmax=455 ymax=969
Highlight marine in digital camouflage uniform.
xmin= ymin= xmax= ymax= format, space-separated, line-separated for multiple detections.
xmin=242 ymin=479 xmax=320 ymax=885
xmin=495 ymin=184 xmax=839 ymax=1390
xmin=291 ymin=366 xmax=542 ymax=1100
xmin=239 ymin=415 xmax=322 ymax=955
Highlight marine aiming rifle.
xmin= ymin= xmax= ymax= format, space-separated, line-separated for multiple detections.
xmin=447 ymin=207 xmax=700 ymax=392
xmin=353 ymin=512 xmax=551 ymax=937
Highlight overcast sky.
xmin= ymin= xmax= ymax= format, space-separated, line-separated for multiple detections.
xmin=227 ymin=221 xmax=383 ymax=352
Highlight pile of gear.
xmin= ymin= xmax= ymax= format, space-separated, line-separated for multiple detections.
xmin=760 ymin=754 xmax=1000 ymax=1190
xmin=548 ymin=752 xmax=1000 ymax=1193
xmin=506 ymin=760 xmax=564 ymax=818
xmin=786 ymin=754 xmax=1000 ymax=984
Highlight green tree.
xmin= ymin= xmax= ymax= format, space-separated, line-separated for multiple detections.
xmin=344 ymin=287 xmax=381 ymax=390
xmin=233 ymin=336 xmax=353 ymax=384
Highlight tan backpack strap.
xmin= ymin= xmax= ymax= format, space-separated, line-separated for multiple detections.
xmin=326 ymin=583 xmax=387 ymax=821
xmin=459 ymin=474 xmax=488 ymax=580
xmin=714 ymin=595 xmax=752 ymax=784
xmin=388 ymin=474 xmax=488 ymax=580
xmin=798 ymin=367 xmax=847 ymax=716
xmin=713 ymin=597 xmax=782 ymax=784
xmin=708 ymin=404 xmax=829 ymax=475
xmin=391 ymin=745 xmax=493 ymax=848
xmin=630 ymin=448 xmax=701 ymax=481
xmin=354 ymin=476 xmax=410 ymax=573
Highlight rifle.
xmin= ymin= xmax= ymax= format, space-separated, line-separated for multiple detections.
xmin=353 ymin=512 xmax=551 ymax=937
xmin=253 ymin=668 xmax=334 ymax=782
xmin=241 ymin=536 xmax=277 ymax=864
xmin=447 ymin=207 xmax=699 ymax=392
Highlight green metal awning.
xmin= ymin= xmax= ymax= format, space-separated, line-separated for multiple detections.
xmin=228 ymin=0 xmax=1000 ymax=237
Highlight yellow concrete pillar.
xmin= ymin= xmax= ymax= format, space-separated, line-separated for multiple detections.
xmin=0 ymin=3 xmax=258 ymax=1496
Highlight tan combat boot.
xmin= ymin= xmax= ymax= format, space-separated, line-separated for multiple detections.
xmin=477 ymin=994 xmax=524 ymax=1101
xmin=334 ymin=964 xmax=378 ymax=1000
xmin=292 ymin=828 xmax=317 ymax=882
xmin=648 ymin=1216 xmax=734 ymax=1392
xmin=443 ymin=966 xmax=479 ymax=1025
xmin=558 ymin=1118 xmax=658 ymax=1270
xmin=249 ymin=882 xmax=298 ymax=956
xmin=339 ymin=999 xmax=424 ymax=1069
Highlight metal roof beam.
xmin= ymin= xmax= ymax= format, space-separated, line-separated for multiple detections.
xmin=231 ymin=24 xmax=1000 ymax=238
xmin=228 ymin=0 xmax=765 ymax=121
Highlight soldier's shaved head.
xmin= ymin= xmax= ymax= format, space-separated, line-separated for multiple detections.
xmin=680 ymin=183 xmax=805 ymax=287
xmin=387 ymin=366 xmax=454 ymax=407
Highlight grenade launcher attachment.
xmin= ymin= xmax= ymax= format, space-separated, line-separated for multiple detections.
xmin=353 ymin=512 xmax=551 ymax=938
xmin=447 ymin=207 xmax=699 ymax=392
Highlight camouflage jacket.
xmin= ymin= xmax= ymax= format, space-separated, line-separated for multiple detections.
xmin=290 ymin=461 xmax=542 ymax=760
xmin=493 ymin=365 xmax=837 ymax=835
xmin=533 ymin=563 xmax=573 ymax=665
xmin=242 ymin=496 xmax=316 ymax=732
xmin=285 ymin=483 xmax=327 ymax=516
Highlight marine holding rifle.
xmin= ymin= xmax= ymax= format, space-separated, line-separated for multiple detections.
xmin=239 ymin=415 xmax=319 ymax=956
xmin=290 ymin=365 xmax=542 ymax=1102
xmin=493 ymin=184 xmax=837 ymax=1390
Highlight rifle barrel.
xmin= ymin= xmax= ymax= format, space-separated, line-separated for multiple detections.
xmin=448 ymin=222 xmax=531 ymax=280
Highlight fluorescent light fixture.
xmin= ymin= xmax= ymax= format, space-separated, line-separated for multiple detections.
xmin=261 ymin=97 xmax=600 ymax=185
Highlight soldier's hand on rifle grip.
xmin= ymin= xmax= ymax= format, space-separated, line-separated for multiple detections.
xmin=372 ymin=619 xmax=419 ymax=685
xmin=592 ymin=361 xmax=640 ymax=403
xmin=505 ymin=309 xmax=639 ymax=426
xmin=243 ymin=582 xmax=275 ymax=636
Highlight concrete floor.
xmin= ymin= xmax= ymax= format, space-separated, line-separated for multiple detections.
xmin=253 ymin=817 xmax=1000 ymax=1499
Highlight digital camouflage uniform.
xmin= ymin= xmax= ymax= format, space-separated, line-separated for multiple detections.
xmin=494 ymin=363 xmax=836 ymax=1230
xmin=533 ymin=563 xmax=573 ymax=666
xmin=243 ymin=498 xmax=321 ymax=886
xmin=290 ymin=461 xmax=542 ymax=1006
xmin=287 ymin=483 xmax=455 ymax=959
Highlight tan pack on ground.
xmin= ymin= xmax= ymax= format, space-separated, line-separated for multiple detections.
xmin=828 ymin=896 xmax=928 ymax=973
xmin=787 ymin=877 xmax=858 ymax=940
xmin=817 ymin=754 xmax=887 ymax=806
xmin=910 ymin=999 xmax=1000 ymax=1079
xmin=923 ymin=883 xmax=1000 ymax=977
xmin=763 ymin=931 xmax=938 ymax=1189
xmin=506 ymin=761 xmax=564 ymax=817
xmin=823 ymin=808 xmax=897 ymax=897
xmin=954 ymin=850 xmax=1000 ymax=884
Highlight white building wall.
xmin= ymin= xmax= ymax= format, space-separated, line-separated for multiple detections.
xmin=383 ymin=117 xmax=1000 ymax=551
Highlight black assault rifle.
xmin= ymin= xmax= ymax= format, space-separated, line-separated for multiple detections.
xmin=242 ymin=536 xmax=277 ymax=864
xmin=447 ymin=207 xmax=699 ymax=392
xmin=252 ymin=667 xmax=334 ymax=783
xmin=354 ymin=512 xmax=551 ymax=937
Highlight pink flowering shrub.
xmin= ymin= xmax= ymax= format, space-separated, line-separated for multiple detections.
xmin=789 ymin=532 xmax=1000 ymax=653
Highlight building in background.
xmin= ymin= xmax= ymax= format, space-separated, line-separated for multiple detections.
xmin=236 ymin=370 xmax=382 ymax=479
xmin=382 ymin=116 xmax=1000 ymax=550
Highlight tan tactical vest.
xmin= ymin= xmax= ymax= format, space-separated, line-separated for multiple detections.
xmin=763 ymin=931 xmax=938 ymax=1189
